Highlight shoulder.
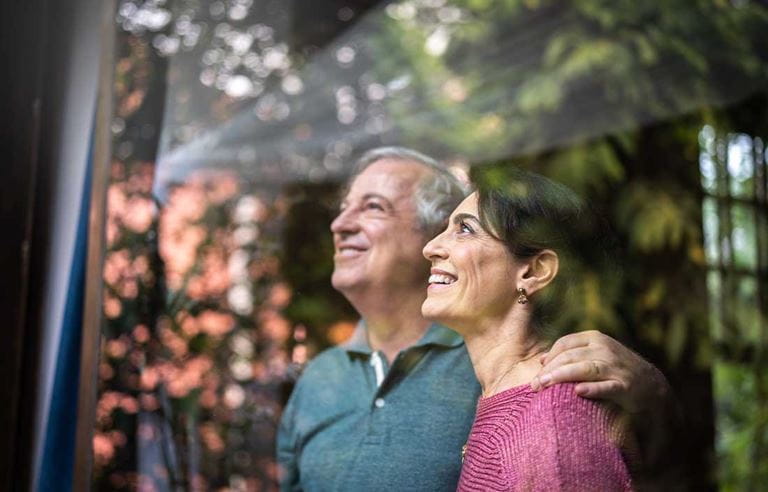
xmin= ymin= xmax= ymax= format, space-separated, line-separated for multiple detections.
xmin=290 ymin=346 xmax=351 ymax=391
xmin=512 ymin=383 xmax=626 ymax=444
xmin=530 ymin=382 xmax=613 ymax=418
xmin=301 ymin=346 xmax=349 ymax=374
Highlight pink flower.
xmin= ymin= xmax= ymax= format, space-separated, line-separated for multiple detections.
xmin=132 ymin=324 xmax=150 ymax=343
xmin=140 ymin=367 xmax=159 ymax=390
xmin=198 ymin=311 xmax=234 ymax=338
xmin=122 ymin=196 xmax=155 ymax=233
xmin=93 ymin=433 xmax=115 ymax=466
xmin=269 ymin=282 xmax=292 ymax=307
xmin=106 ymin=338 xmax=128 ymax=358
xmin=207 ymin=173 xmax=239 ymax=204
xmin=259 ymin=310 xmax=291 ymax=342
xmin=104 ymin=250 xmax=131 ymax=285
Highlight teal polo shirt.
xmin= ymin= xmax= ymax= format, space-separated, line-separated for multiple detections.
xmin=277 ymin=322 xmax=481 ymax=491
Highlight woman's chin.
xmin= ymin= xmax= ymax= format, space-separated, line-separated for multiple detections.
xmin=421 ymin=301 xmax=446 ymax=323
xmin=421 ymin=303 xmax=462 ymax=331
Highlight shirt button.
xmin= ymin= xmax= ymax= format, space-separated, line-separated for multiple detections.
xmin=374 ymin=398 xmax=385 ymax=408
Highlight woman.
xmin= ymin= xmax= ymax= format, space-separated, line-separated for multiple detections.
xmin=422 ymin=168 xmax=633 ymax=491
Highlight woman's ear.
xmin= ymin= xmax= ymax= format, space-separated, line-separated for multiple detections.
xmin=519 ymin=249 xmax=559 ymax=295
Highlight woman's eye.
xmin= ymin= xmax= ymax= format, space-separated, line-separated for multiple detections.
xmin=365 ymin=202 xmax=384 ymax=211
xmin=459 ymin=221 xmax=474 ymax=234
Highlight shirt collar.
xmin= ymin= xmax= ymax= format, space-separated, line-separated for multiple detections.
xmin=341 ymin=319 xmax=464 ymax=355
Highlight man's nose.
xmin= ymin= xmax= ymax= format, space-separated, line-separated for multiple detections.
xmin=330 ymin=207 xmax=359 ymax=234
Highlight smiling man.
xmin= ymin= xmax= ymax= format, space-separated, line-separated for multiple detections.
xmin=277 ymin=147 xmax=671 ymax=491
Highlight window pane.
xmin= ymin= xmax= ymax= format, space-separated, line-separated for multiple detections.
xmin=731 ymin=204 xmax=757 ymax=271
xmin=728 ymin=134 xmax=755 ymax=200
xmin=90 ymin=1 xmax=768 ymax=490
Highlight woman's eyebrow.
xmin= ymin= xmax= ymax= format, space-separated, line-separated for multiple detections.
xmin=452 ymin=212 xmax=480 ymax=224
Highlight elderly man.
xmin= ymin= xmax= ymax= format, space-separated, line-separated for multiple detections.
xmin=277 ymin=147 xmax=670 ymax=490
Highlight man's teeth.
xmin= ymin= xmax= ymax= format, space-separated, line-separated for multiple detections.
xmin=429 ymin=274 xmax=456 ymax=285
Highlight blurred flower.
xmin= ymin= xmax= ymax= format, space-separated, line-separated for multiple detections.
xmin=258 ymin=310 xmax=291 ymax=343
xmin=106 ymin=338 xmax=128 ymax=358
xmin=140 ymin=367 xmax=159 ymax=391
xmin=228 ymin=284 xmax=253 ymax=315
xmin=223 ymin=384 xmax=245 ymax=409
xmin=132 ymin=324 xmax=150 ymax=343
xmin=198 ymin=310 xmax=235 ymax=338
xmin=229 ymin=358 xmax=253 ymax=381
xmin=159 ymin=326 xmax=188 ymax=358
xmin=93 ymin=433 xmax=115 ymax=466
xmin=119 ymin=278 xmax=139 ymax=299
xmin=161 ymin=356 xmax=213 ymax=398
xmin=186 ymin=248 xmax=231 ymax=299
xmin=268 ymin=282 xmax=292 ymax=307
xmin=110 ymin=430 xmax=127 ymax=447
xmin=234 ymin=195 xmax=268 ymax=223
xmin=120 ymin=396 xmax=139 ymax=414
xmin=123 ymin=196 xmax=155 ymax=233
xmin=199 ymin=389 xmax=217 ymax=408
xmin=291 ymin=345 xmax=307 ymax=365
xmin=104 ymin=249 xmax=131 ymax=285
xmin=127 ymin=162 xmax=155 ymax=194
xmin=207 ymin=173 xmax=239 ymax=204
xmin=180 ymin=316 xmax=200 ymax=337
xmin=99 ymin=363 xmax=115 ymax=380
xmin=327 ymin=321 xmax=356 ymax=344
xmin=200 ymin=423 xmax=225 ymax=453
xmin=103 ymin=294 xmax=122 ymax=319
xmin=230 ymin=333 xmax=254 ymax=358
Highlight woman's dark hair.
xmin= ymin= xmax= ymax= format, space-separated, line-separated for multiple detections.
xmin=474 ymin=166 xmax=599 ymax=336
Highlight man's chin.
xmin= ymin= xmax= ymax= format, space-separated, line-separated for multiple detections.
xmin=331 ymin=272 xmax=362 ymax=294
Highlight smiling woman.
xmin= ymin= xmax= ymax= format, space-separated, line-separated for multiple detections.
xmin=422 ymin=171 xmax=632 ymax=490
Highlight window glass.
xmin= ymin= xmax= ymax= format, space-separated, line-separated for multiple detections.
xmin=92 ymin=1 xmax=768 ymax=490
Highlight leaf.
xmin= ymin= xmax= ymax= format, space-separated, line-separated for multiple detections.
xmin=665 ymin=314 xmax=688 ymax=365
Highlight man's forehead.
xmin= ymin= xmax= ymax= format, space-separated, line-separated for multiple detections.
xmin=343 ymin=159 xmax=429 ymax=201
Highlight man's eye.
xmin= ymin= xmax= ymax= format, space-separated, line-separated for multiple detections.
xmin=365 ymin=202 xmax=384 ymax=211
xmin=459 ymin=221 xmax=474 ymax=234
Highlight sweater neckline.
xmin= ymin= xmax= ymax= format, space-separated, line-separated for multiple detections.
xmin=476 ymin=383 xmax=534 ymax=415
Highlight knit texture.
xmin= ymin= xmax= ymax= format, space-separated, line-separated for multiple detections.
xmin=457 ymin=383 xmax=633 ymax=491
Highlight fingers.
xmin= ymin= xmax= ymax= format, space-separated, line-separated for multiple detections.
xmin=574 ymin=380 xmax=626 ymax=400
xmin=540 ymin=331 xmax=600 ymax=365
xmin=538 ymin=346 xmax=594 ymax=375
xmin=530 ymin=360 xmax=607 ymax=391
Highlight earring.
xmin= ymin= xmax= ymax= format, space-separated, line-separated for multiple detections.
xmin=517 ymin=288 xmax=529 ymax=304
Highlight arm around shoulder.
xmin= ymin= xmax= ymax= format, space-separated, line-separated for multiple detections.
xmin=522 ymin=384 xmax=633 ymax=491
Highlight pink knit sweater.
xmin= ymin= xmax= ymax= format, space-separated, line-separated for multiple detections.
xmin=457 ymin=383 xmax=633 ymax=491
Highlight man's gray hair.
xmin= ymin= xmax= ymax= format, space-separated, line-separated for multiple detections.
xmin=352 ymin=146 xmax=469 ymax=237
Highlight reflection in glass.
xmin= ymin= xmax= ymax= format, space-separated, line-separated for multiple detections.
xmin=91 ymin=1 xmax=768 ymax=490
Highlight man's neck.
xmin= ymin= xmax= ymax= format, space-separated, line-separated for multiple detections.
xmin=351 ymin=289 xmax=430 ymax=363
xmin=364 ymin=314 xmax=431 ymax=363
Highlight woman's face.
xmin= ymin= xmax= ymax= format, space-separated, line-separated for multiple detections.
xmin=421 ymin=192 xmax=523 ymax=330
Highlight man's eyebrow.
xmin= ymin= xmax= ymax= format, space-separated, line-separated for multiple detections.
xmin=361 ymin=193 xmax=393 ymax=206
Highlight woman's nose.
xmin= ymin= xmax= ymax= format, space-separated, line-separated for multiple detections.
xmin=423 ymin=231 xmax=448 ymax=261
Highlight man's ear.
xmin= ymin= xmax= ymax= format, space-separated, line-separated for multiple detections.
xmin=519 ymin=249 xmax=559 ymax=295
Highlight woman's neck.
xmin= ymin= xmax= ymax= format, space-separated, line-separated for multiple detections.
xmin=461 ymin=316 xmax=548 ymax=397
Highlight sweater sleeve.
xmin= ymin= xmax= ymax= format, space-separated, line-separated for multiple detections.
xmin=507 ymin=384 xmax=633 ymax=491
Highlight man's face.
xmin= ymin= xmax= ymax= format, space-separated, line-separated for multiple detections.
xmin=330 ymin=159 xmax=432 ymax=302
